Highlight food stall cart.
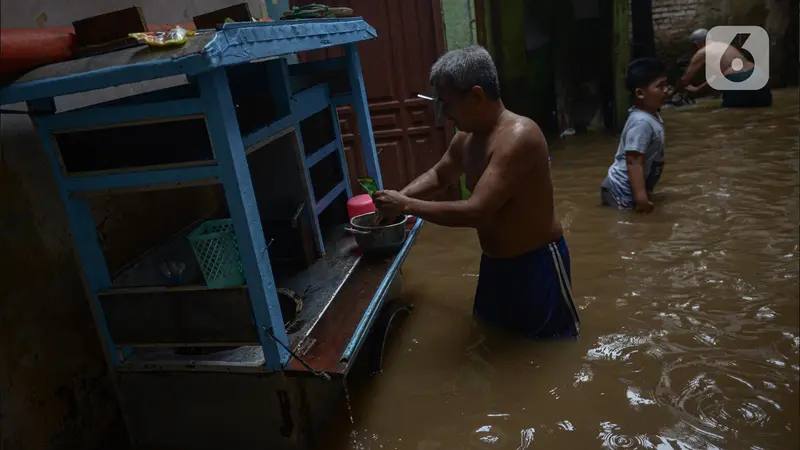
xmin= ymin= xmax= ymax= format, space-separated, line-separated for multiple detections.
xmin=0 ymin=18 xmax=424 ymax=450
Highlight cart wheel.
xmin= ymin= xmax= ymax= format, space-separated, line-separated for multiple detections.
xmin=367 ymin=299 xmax=413 ymax=376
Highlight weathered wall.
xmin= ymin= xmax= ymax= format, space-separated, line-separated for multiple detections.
xmin=0 ymin=2 xmax=272 ymax=449
xmin=441 ymin=0 xmax=477 ymax=51
xmin=649 ymin=0 xmax=798 ymax=85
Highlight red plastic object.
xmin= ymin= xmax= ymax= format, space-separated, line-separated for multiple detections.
xmin=347 ymin=194 xmax=376 ymax=220
xmin=0 ymin=27 xmax=77 ymax=75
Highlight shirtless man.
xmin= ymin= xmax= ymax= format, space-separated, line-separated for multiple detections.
xmin=372 ymin=46 xmax=580 ymax=339
xmin=677 ymin=28 xmax=772 ymax=107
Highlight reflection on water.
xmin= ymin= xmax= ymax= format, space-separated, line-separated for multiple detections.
xmin=320 ymin=90 xmax=800 ymax=450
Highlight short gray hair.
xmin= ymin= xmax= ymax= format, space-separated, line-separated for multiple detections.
xmin=691 ymin=28 xmax=708 ymax=44
xmin=429 ymin=46 xmax=501 ymax=100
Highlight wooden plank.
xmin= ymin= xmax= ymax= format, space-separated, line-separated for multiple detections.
xmin=100 ymin=286 xmax=260 ymax=345
xmin=286 ymin=220 xmax=420 ymax=374
xmin=612 ymin=0 xmax=631 ymax=132
xmin=72 ymin=6 xmax=148 ymax=48
xmin=286 ymin=254 xmax=393 ymax=373
xmin=194 ymin=3 xmax=252 ymax=30
xmin=198 ymin=68 xmax=288 ymax=370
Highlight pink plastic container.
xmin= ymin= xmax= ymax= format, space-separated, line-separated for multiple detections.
xmin=347 ymin=194 xmax=376 ymax=220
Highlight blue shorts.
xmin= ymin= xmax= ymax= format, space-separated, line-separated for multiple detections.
xmin=473 ymin=236 xmax=580 ymax=338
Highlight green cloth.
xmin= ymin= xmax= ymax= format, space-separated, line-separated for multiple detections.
xmin=459 ymin=173 xmax=472 ymax=200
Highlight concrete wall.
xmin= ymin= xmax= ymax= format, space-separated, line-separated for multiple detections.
xmin=0 ymin=2 xmax=276 ymax=449
xmin=441 ymin=0 xmax=477 ymax=51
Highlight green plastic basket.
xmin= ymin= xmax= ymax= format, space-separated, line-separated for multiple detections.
xmin=188 ymin=219 xmax=245 ymax=289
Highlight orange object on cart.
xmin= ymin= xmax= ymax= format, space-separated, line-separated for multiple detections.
xmin=0 ymin=18 xmax=272 ymax=76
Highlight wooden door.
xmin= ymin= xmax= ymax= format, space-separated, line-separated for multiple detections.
xmin=294 ymin=0 xmax=456 ymax=198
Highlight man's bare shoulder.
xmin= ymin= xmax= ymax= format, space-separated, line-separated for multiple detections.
xmin=495 ymin=112 xmax=547 ymax=153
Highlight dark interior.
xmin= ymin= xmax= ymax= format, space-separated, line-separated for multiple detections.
xmin=308 ymin=151 xmax=344 ymax=202
xmin=299 ymin=108 xmax=336 ymax=157
xmin=54 ymin=118 xmax=214 ymax=174
xmin=226 ymin=62 xmax=287 ymax=136
xmin=246 ymin=132 xmax=317 ymax=279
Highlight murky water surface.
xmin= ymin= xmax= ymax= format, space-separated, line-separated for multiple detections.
xmin=322 ymin=90 xmax=799 ymax=449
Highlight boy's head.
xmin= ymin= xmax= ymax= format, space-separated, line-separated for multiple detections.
xmin=626 ymin=57 xmax=668 ymax=112
xmin=691 ymin=28 xmax=708 ymax=50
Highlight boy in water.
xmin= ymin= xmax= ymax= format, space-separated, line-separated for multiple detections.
xmin=601 ymin=58 xmax=668 ymax=213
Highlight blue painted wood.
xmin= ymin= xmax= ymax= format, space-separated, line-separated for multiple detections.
xmin=241 ymin=115 xmax=295 ymax=150
xmin=1 ymin=19 xmax=377 ymax=106
xmin=263 ymin=56 xmax=328 ymax=257
xmin=330 ymin=94 xmax=353 ymax=106
xmin=40 ymin=98 xmax=205 ymax=132
xmin=340 ymin=218 xmax=425 ymax=362
xmin=314 ymin=180 xmax=346 ymax=215
xmin=197 ymin=68 xmax=288 ymax=370
xmin=293 ymin=126 xmax=326 ymax=255
xmin=2 ymin=57 xmax=206 ymax=106
xmin=213 ymin=20 xmax=377 ymax=68
xmin=344 ymin=44 xmax=383 ymax=190
xmin=329 ymin=106 xmax=352 ymax=199
xmin=71 ymin=84 xmax=199 ymax=111
xmin=27 ymin=98 xmax=120 ymax=367
xmin=63 ymin=165 xmax=219 ymax=193
xmin=287 ymin=57 xmax=346 ymax=77
xmin=263 ymin=58 xmax=292 ymax=118
xmin=304 ymin=140 xmax=337 ymax=168
xmin=291 ymin=83 xmax=330 ymax=121
xmin=240 ymin=83 xmax=329 ymax=150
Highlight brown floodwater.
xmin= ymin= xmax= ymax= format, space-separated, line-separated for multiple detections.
xmin=320 ymin=89 xmax=800 ymax=450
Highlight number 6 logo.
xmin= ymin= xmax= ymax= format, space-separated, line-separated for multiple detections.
xmin=705 ymin=26 xmax=770 ymax=91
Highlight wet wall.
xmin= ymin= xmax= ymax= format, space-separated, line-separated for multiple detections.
xmin=0 ymin=2 xmax=272 ymax=449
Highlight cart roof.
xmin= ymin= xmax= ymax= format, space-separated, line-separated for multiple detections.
xmin=0 ymin=18 xmax=376 ymax=105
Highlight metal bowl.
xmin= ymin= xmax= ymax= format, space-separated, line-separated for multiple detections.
xmin=346 ymin=212 xmax=408 ymax=254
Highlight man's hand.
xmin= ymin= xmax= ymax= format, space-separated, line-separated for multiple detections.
xmin=372 ymin=190 xmax=409 ymax=217
xmin=635 ymin=200 xmax=654 ymax=214
xmin=685 ymin=85 xmax=700 ymax=93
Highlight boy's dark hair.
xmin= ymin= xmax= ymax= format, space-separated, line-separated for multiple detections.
xmin=625 ymin=57 xmax=667 ymax=92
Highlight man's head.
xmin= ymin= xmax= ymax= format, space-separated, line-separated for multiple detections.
xmin=691 ymin=28 xmax=708 ymax=49
xmin=429 ymin=46 xmax=501 ymax=131
xmin=626 ymin=57 xmax=668 ymax=112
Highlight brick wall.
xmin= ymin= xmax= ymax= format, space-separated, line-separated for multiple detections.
xmin=652 ymin=0 xmax=703 ymax=33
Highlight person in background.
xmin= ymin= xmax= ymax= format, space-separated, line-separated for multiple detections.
xmin=601 ymin=58 xmax=668 ymax=213
xmin=677 ymin=28 xmax=772 ymax=108
xmin=371 ymin=46 xmax=580 ymax=339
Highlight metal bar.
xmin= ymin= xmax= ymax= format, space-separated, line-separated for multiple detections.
xmin=344 ymin=44 xmax=383 ymax=190
xmin=63 ymin=164 xmax=219 ymax=193
xmin=304 ymin=140 xmax=337 ymax=168
xmin=197 ymin=68 xmax=288 ymax=370
xmin=329 ymin=105 xmax=352 ymax=199
xmin=340 ymin=219 xmax=425 ymax=362
xmin=40 ymin=98 xmax=205 ymax=132
xmin=314 ymin=180 xmax=346 ymax=215
xmin=27 ymin=98 xmax=120 ymax=366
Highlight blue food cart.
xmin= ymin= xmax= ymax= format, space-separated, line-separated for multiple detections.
xmin=1 ymin=18 xmax=423 ymax=449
